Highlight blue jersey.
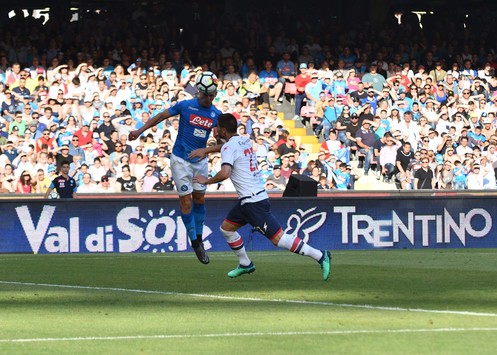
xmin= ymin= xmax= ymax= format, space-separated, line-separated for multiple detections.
xmin=168 ymin=98 xmax=221 ymax=162
xmin=50 ymin=175 xmax=77 ymax=198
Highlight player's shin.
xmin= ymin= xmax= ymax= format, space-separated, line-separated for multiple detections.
xmin=220 ymin=226 xmax=251 ymax=266
xmin=193 ymin=203 xmax=206 ymax=241
xmin=276 ymin=233 xmax=323 ymax=261
xmin=181 ymin=212 xmax=197 ymax=241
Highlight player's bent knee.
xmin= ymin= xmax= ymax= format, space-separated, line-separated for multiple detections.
xmin=220 ymin=226 xmax=240 ymax=242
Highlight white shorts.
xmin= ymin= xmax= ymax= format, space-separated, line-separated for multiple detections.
xmin=170 ymin=154 xmax=208 ymax=196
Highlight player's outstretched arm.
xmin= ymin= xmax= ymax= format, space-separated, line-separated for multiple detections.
xmin=193 ymin=165 xmax=231 ymax=185
xmin=189 ymin=143 xmax=223 ymax=161
xmin=128 ymin=110 xmax=171 ymax=141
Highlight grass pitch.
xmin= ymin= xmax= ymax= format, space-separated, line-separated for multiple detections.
xmin=1 ymin=249 xmax=497 ymax=354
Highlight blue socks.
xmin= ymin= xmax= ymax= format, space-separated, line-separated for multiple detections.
xmin=181 ymin=204 xmax=206 ymax=242
xmin=193 ymin=203 xmax=206 ymax=241
xmin=181 ymin=212 xmax=197 ymax=241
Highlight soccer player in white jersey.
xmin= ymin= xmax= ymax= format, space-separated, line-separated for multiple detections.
xmin=129 ymin=72 xmax=221 ymax=264
xmin=193 ymin=113 xmax=331 ymax=280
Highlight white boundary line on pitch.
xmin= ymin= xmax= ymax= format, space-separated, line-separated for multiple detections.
xmin=1 ymin=280 xmax=497 ymax=318
xmin=0 ymin=252 xmax=286 ymax=261
xmin=1 ymin=328 xmax=497 ymax=343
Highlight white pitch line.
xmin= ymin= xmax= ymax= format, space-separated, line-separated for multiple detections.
xmin=1 ymin=280 xmax=497 ymax=318
xmin=0 ymin=252 xmax=285 ymax=262
xmin=1 ymin=328 xmax=497 ymax=343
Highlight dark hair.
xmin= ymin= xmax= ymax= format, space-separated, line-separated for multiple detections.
xmin=218 ymin=113 xmax=238 ymax=134
xmin=60 ymin=160 xmax=71 ymax=167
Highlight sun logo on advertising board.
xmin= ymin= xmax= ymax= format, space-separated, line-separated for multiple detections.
xmin=140 ymin=208 xmax=177 ymax=252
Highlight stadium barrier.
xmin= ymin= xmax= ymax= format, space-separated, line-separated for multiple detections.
xmin=1 ymin=192 xmax=496 ymax=254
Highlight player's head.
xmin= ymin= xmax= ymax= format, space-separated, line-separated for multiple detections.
xmin=197 ymin=90 xmax=217 ymax=108
xmin=217 ymin=113 xmax=238 ymax=138
xmin=60 ymin=161 xmax=70 ymax=173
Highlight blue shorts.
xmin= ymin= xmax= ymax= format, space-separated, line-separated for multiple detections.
xmin=225 ymin=198 xmax=282 ymax=240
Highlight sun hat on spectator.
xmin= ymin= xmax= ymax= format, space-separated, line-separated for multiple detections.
xmin=299 ymin=63 xmax=307 ymax=69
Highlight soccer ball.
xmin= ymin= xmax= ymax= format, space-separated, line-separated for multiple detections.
xmin=195 ymin=71 xmax=218 ymax=94
xmin=48 ymin=190 xmax=60 ymax=199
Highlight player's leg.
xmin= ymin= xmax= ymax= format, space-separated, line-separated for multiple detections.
xmin=192 ymin=191 xmax=206 ymax=240
xmin=191 ymin=159 xmax=208 ymax=242
xmin=221 ymin=201 xmax=255 ymax=278
xmin=172 ymin=155 xmax=209 ymax=264
xmin=249 ymin=199 xmax=331 ymax=280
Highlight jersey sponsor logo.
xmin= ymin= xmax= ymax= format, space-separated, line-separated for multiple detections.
xmin=189 ymin=114 xmax=213 ymax=129
xmin=193 ymin=128 xmax=207 ymax=138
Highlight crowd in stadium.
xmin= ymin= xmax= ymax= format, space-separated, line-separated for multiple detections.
xmin=1 ymin=6 xmax=497 ymax=194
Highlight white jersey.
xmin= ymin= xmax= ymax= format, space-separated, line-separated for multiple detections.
xmin=221 ymin=135 xmax=268 ymax=204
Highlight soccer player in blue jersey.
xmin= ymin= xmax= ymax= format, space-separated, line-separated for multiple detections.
xmin=193 ymin=113 xmax=331 ymax=280
xmin=44 ymin=161 xmax=77 ymax=199
xmin=129 ymin=72 xmax=222 ymax=264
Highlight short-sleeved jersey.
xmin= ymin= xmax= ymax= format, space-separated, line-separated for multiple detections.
xmin=168 ymin=98 xmax=221 ymax=162
xmin=221 ymin=134 xmax=268 ymax=204
xmin=50 ymin=175 xmax=77 ymax=198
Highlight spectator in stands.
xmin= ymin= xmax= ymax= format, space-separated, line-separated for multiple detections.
xmin=77 ymin=172 xmax=98 ymax=193
xmin=115 ymin=164 xmax=140 ymax=192
xmin=277 ymin=135 xmax=296 ymax=156
xmin=379 ymin=134 xmax=401 ymax=183
xmin=152 ymin=170 xmax=174 ymax=191
xmin=293 ymin=63 xmax=311 ymax=120
xmin=414 ymin=157 xmax=435 ymax=190
xmin=141 ymin=165 xmax=159 ymax=192
xmin=259 ymin=60 xmax=284 ymax=105
xmin=266 ymin=165 xmax=286 ymax=190
xmin=355 ymin=119 xmax=376 ymax=175
xmin=320 ymin=129 xmax=349 ymax=163
xmin=395 ymin=141 xmax=415 ymax=190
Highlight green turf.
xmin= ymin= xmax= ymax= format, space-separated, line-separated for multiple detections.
xmin=0 ymin=250 xmax=496 ymax=354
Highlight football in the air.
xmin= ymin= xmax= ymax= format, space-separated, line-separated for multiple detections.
xmin=195 ymin=71 xmax=218 ymax=94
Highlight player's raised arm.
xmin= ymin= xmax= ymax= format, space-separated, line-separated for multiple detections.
xmin=128 ymin=110 xmax=171 ymax=141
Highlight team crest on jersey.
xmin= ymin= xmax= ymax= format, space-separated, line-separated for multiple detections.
xmin=210 ymin=112 xmax=216 ymax=118
xmin=189 ymin=114 xmax=213 ymax=129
